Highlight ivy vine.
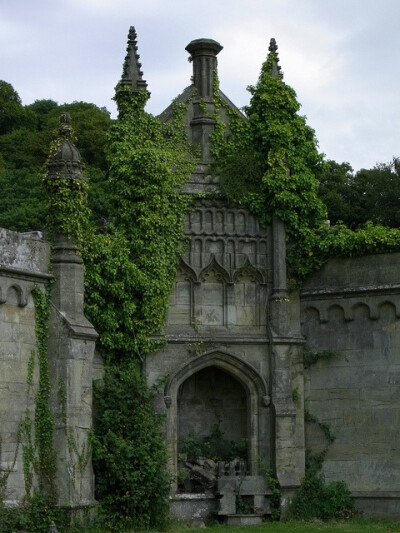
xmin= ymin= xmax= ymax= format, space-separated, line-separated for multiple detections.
xmin=31 ymin=286 xmax=57 ymax=503
xmin=40 ymin=83 xmax=197 ymax=530
xmin=210 ymin=40 xmax=400 ymax=278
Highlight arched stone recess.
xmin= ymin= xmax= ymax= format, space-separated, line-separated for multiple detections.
xmin=377 ymin=300 xmax=398 ymax=320
xmin=302 ymin=297 xmax=400 ymax=326
xmin=199 ymin=255 xmax=231 ymax=284
xmin=163 ymin=349 xmax=270 ymax=488
xmin=327 ymin=303 xmax=350 ymax=323
xmin=351 ymin=302 xmax=372 ymax=321
xmin=0 ymin=279 xmax=36 ymax=307
xmin=301 ymin=305 xmax=321 ymax=325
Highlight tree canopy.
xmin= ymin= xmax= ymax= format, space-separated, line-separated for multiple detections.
xmin=0 ymin=83 xmax=112 ymax=232
xmin=320 ymin=158 xmax=400 ymax=229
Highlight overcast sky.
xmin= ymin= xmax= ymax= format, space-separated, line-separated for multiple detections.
xmin=1 ymin=0 xmax=399 ymax=171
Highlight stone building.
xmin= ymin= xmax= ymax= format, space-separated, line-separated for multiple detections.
xmin=0 ymin=28 xmax=399 ymax=521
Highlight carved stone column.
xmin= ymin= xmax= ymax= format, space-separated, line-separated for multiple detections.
xmin=49 ymin=234 xmax=98 ymax=507
xmin=269 ymin=216 xmax=305 ymax=507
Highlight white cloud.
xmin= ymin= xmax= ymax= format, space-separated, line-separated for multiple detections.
xmin=1 ymin=0 xmax=399 ymax=169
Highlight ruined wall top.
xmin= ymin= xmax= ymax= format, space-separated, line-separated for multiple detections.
xmin=0 ymin=228 xmax=50 ymax=274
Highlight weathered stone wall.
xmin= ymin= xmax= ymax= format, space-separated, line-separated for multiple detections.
xmin=145 ymin=202 xmax=305 ymax=509
xmin=0 ymin=229 xmax=97 ymax=508
xmin=0 ymin=229 xmax=51 ymax=504
xmin=301 ymin=253 xmax=400 ymax=516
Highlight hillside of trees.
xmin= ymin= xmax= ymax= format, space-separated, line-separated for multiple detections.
xmin=0 ymin=80 xmax=112 ymax=232
xmin=1 ymin=78 xmax=399 ymax=234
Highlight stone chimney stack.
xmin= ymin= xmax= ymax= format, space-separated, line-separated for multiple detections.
xmin=185 ymin=38 xmax=223 ymax=162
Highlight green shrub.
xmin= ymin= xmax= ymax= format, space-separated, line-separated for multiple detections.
xmin=289 ymin=467 xmax=355 ymax=520
xmin=92 ymin=363 xmax=170 ymax=531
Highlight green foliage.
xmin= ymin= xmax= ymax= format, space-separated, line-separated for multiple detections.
xmin=31 ymin=286 xmax=57 ymax=502
xmin=290 ymin=404 xmax=354 ymax=522
xmin=180 ymin=424 xmax=247 ymax=462
xmin=320 ymin=158 xmax=400 ymax=229
xmin=92 ymin=363 xmax=170 ymax=531
xmin=3 ymin=287 xmax=59 ymax=533
xmin=82 ymin=84 xmax=196 ymax=529
xmin=44 ymin=175 xmax=90 ymax=246
xmin=304 ymin=410 xmax=336 ymax=445
xmin=0 ymin=86 xmax=112 ymax=232
xmin=289 ymin=467 xmax=354 ymax=521
xmin=211 ymin=44 xmax=400 ymax=278
xmin=0 ymin=81 xmax=36 ymax=135
xmin=212 ymin=42 xmax=327 ymax=278
xmin=38 ymin=81 xmax=194 ymax=528
xmin=257 ymin=460 xmax=281 ymax=521
xmin=303 ymin=346 xmax=338 ymax=369
xmin=318 ymin=160 xmax=355 ymax=226
xmin=87 ymin=83 xmax=195 ymax=361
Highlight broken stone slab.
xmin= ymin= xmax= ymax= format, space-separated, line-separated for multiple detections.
xmin=191 ymin=465 xmax=216 ymax=489
xmin=204 ymin=458 xmax=216 ymax=470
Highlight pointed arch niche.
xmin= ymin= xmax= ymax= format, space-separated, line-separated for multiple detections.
xmin=164 ymin=350 xmax=271 ymax=489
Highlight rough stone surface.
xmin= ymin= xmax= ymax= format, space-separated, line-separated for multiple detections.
xmin=301 ymin=253 xmax=400 ymax=511
xmin=0 ymin=229 xmax=51 ymax=504
xmin=170 ymin=493 xmax=216 ymax=521
xmin=0 ymin=229 xmax=97 ymax=507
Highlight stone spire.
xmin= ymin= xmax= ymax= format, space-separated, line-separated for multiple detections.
xmin=121 ymin=26 xmax=148 ymax=93
xmin=45 ymin=113 xmax=85 ymax=182
xmin=185 ymin=38 xmax=223 ymax=163
xmin=268 ymin=38 xmax=282 ymax=78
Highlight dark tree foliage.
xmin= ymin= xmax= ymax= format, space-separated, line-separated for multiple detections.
xmin=0 ymin=80 xmax=36 ymax=134
xmin=0 ymin=84 xmax=112 ymax=232
xmin=348 ymin=158 xmax=400 ymax=228
xmin=318 ymin=160 xmax=354 ymax=226
xmin=319 ymin=157 xmax=400 ymax=229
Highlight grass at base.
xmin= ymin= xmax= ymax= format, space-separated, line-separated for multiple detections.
xmin=164 ymin=517 xmax=400 ymax=533
xmin=66 ymin=517 xmax=400 ymax=532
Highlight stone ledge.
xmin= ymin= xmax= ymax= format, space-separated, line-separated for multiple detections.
xmin=352 ymin=491 xmax=400 ymax=499
xmin=301 ymin=284 xmax=400 ymax=300
xmin=0 ymin=266 xmax=53 ymax=283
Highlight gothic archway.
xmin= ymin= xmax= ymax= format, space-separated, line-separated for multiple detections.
xmin=164 ymin=349 xmax=270 ymax=489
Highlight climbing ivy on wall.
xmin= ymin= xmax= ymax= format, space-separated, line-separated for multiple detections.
xmin=37 ymin=82 xmax=196 ymax=529
xmin=30 ymin=286 xmax=57 ymax=502
xmin=86 ymin=84 xmax=195 ymax=360
xmin=86 ymin=85 xmax=196 ymax=530
xmin=78 ymin=84 xmax=195 ymax=530
xmin=212 ymin=43 xmax=326 ymax=277
xmin=212 ymin=41 xmax=400 ymax=278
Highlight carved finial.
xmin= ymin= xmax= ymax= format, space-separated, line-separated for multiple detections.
xmin=268 ymin=37 xmax=281 ymax=76
xmin=59 ymin=113 xmax=72 ymax=137
xmin=45 ymin=114 xmax=85 ymax=182
xmin=121 ymin=26 xmax=148 ymax=94
xmin=269 ymin=38 xmax=278 ymax=55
